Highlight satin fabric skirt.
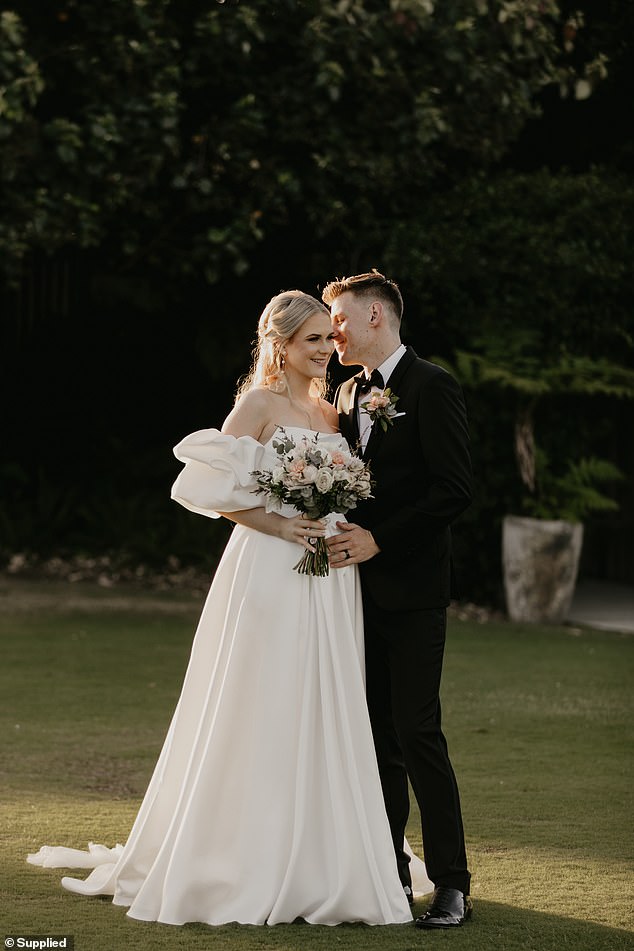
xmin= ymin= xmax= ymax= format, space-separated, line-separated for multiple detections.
xmin=29 ymin=519 xmax=428 ymax=925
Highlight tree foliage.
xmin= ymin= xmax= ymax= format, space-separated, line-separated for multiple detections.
xmin=388 ymin=167 xmax=634 ymax=355
xmin=0 ymin=0 xmax=569 ymax=284
xmin=386 ymin=167 xmax=634 ymax=522
xmin=523 ymin=454 xmax=624 ymax=522
xmin=2 ymin=1 xmax=630 ymax=597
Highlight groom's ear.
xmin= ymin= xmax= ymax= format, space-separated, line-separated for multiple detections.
xmin=369 ymin=301 xmax=383 ymax=324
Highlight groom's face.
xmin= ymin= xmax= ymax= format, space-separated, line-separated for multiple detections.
xmin=329 ymin=291 xmax=372 ymax=367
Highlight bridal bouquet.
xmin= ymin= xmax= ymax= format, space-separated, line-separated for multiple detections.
xmin=251 ymin=429 xmax=373 ymax=576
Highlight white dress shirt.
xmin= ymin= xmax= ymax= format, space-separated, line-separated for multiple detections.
xmin=358 ymin=344 xmax=407 ymax=450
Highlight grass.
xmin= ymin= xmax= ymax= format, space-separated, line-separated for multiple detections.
xmin=1 ymin=575 xmax=633 ymax=951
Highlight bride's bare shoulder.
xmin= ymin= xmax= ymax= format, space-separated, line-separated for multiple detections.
xmin=223 ymin=386 xmax=277 ymax=440
xmin=234 ymin=386 xmax=274 ymax=411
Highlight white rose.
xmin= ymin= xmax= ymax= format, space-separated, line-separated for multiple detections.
xmin=315 ymin=468 xmax=335 ymax=493
xmin=333 ymin=468 xmax=350 ymax=482
xmin=302 ymin=464 xmax=318 ymax=483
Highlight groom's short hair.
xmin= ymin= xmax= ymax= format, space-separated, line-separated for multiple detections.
xmin=322 ymin=269 xmax=403 ymax=324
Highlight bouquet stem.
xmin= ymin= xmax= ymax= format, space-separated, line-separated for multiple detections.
xmin=293 ymin=536 xmax=330 ymax=577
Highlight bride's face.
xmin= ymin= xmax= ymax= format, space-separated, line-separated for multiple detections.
xmin=284 ymin=313 xmax=335 ymax=381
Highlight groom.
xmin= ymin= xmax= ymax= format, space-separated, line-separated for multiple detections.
xmin=323 ymin=270 xmax=473 ymax=929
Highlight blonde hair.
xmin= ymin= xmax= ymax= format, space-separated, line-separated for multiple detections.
xmin=236 ymin=290 xmax=331 ymax=402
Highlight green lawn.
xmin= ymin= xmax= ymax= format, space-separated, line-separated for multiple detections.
xmin=1 ymin=576 xmax=633 ymax=951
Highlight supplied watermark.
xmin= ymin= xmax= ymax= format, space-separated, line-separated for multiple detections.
xmin=4 ymin=939 xmax=74 ymax=950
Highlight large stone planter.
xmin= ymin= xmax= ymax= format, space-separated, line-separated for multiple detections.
xmin=502 ymin=515 xmax=584 ymax=624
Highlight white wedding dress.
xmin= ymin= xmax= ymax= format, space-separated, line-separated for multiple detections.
xmin=28 ymin=426 xmax=432 ymax=926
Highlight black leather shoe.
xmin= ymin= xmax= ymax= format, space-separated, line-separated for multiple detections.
xmin=403 ymin=884 xmax=414 ymax=906
xmin=415 ymin=887 xmax=472 ymax=929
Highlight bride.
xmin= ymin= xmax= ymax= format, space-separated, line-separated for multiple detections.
xmin=28 ymin=290 xmax=431 ymax=926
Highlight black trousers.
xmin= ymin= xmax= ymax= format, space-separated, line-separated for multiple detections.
xmin=362 ymin=590 xmax=470 ymax=895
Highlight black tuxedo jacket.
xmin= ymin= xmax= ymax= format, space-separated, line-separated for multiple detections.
xmin=336 ymin=347 xmax=472 ymax=611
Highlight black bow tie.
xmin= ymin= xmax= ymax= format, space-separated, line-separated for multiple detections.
xmin=355 ymin=369 xmax=385 ymax=394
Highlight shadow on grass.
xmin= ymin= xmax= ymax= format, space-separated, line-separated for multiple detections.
xmin=154 ymin=901 xmax=634 ymax=951
xmin=7 ymin=858 xmax=634 ymax=951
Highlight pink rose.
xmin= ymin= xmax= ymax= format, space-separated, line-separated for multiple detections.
xmin=368 ymin=394 xmax=390 ymax=410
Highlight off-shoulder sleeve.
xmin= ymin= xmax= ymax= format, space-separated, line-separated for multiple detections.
xmin=170 ymin=428 xmax=267 ymax=519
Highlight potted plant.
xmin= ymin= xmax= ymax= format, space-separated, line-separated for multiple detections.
xmin=450 ymin=348 xmax=633 ymax=623
xmin=501 ymin=452 xmax=622 ymax=624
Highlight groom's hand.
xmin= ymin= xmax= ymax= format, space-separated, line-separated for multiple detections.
xmin=327 ymin=521 xmax=380 ymax=567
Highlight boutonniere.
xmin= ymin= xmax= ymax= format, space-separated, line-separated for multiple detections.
xmin=360 ymin=388 xmax=405 ymax=432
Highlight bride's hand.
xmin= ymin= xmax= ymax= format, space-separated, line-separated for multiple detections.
xmin=279 ymin=515 xmax=326 ymax=551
